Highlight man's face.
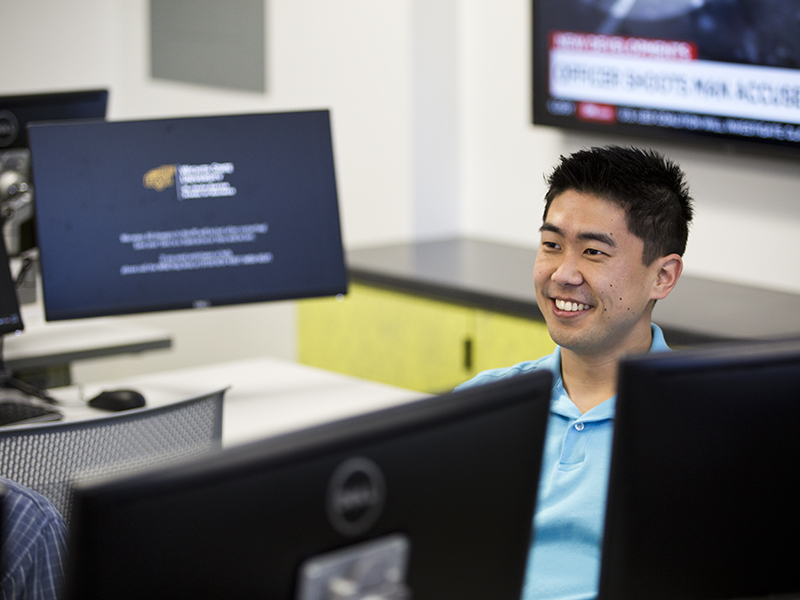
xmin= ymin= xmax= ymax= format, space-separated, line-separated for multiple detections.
xmin=533 ymin=190 xmax=664 ymax=359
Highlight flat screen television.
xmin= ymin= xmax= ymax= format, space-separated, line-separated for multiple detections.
xmin=27 ymin=110 xmax=347 ymax=321
xmin=598 ymin=336 xmax=800 ymax=600
xmin=64 ymin=369 xmax=553 ymax=600
xmin=532 ymin=0 xmax=800 ymax=158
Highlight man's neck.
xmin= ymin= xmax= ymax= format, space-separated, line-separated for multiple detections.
xmin=560 ymin=351 xmax=619 ymax=414
xmin=560 ymin=326 xmax=654 ymax=414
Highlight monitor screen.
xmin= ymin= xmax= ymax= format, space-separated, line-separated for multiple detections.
xmin=599 ymin=337 xmax=800 ymax=600
xmin=0 ymin=230 xmax=23 ymax=337
xmin=65 ymin=370 xmax=553 ymax=600
xmin=532 ymin=0 xmax=800 ymax=158
xmin=28 ymin=110 xmax=347 ymax=321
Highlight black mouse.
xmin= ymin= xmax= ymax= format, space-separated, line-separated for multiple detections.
xmin=88 ymin=389 xmax=146 ymax=411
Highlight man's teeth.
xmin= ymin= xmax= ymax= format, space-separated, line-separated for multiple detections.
xmin=555 ymin=299 xmax=589 ymax=312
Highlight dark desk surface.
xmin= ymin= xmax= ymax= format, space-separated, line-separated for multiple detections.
xmin=346 ymin=238 xmax=800 ymax=346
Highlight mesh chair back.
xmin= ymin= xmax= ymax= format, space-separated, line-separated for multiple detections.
xmin=0 ymin=390 xmax=224 ymax=524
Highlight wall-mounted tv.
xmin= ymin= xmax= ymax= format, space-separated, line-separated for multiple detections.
xmin=532 ymin=0 xmax=800 ymax=158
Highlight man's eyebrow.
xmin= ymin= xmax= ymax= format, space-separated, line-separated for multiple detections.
xmin=578 ymin=231 xmax=617 ymax=248
xmin=539 ymin=222 xmax=563 ymax=236
xmin=539 ymin=222 xmax=617 ymax=248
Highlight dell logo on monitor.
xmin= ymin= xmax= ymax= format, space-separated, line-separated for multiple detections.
xmin=326 ymin=457 xmax=386 ymax=537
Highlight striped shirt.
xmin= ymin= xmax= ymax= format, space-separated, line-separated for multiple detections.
xmin=1 ymin=478 xmax=68 ymax=600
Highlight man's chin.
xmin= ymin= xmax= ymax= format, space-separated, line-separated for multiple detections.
xmin=545 ymin=323 xmax=600 ymax=355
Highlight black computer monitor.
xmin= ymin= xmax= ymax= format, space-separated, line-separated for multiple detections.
xmin=0 ymin=228 xmax=62 ymax=407
xmin=0 ymin=89 xmax=108 ymax=150
xmin=65 ymin=369 xmax=553 ymax=600
xmin=0 ymin=228 xmax=60 ymax=407
xmin=0 ymin=233 xmax=22 ymax=338
xmin=28 ymin=110 xmax=347 ymax=321
xmin=1 ymin=90 xmax=108 ymax=255
xmin=0 ymin=480 xmax=5 ymax=580
xmin=599 ymin=337 xmax=800 ymax=600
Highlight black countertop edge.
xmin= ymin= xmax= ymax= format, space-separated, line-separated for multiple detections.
xmin=348 ymin=269 xmax=545 ymax=321
xmin=352 ymin=269 xmax=735 ymax=346
xmin=348 ymin=270 xmax=764 ymax=347
xmin=345 ymin=237 xmax=800 ymax=345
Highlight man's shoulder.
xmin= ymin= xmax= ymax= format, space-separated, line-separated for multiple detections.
xmin=1 ymin=477 xmax=57 ymax=512
xmin=456 ymin=353 xmax=557 ymax=391
xmin=1 ymin=476 xmax=66 ymax=536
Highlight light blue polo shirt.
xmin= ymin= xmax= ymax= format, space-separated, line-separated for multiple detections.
xmin=457 ymin=324 xmax=670 ymax=600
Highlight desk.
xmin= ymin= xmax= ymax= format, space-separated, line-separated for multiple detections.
xmin=3 ymin=302 xmax=172 ymax=386
xmin=52 ymin=355 xmax=423 ymax=447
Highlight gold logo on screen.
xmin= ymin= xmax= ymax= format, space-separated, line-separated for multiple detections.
xmin=143 ymin=164 xmax=176 ymax=191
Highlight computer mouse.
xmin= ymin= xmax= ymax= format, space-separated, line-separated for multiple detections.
xmin=88 ymin=389 xmax=146 ymax=411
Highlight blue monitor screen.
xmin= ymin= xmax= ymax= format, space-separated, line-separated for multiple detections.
xmin=28 ymin=110 xmax=347 ymax=320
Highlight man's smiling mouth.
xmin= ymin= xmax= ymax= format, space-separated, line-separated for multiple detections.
xmin=554 ymin=299 xmax=591 ymax=312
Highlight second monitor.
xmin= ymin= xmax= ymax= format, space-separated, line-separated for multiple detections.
xmin=28 ymin=109 xmax=347 ymax=321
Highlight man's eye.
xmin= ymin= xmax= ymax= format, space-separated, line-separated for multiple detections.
xmin=585 ymin=248 xmax=605 ymax=256
xmin=542 ymin=241 xmax=560 ymax=250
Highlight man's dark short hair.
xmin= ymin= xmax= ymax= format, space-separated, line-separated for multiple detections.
xmin=543 ymin=146 xmax=694 ymax=265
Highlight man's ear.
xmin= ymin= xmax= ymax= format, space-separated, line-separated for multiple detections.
xmin=651 ymin=254 xmax=683 ymax=301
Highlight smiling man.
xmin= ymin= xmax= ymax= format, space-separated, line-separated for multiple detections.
xmin=457 ymin=146 xmax=693 ymax=600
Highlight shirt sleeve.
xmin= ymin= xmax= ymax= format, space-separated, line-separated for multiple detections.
xmin=1 ymin=479 xmax=68 ymax=600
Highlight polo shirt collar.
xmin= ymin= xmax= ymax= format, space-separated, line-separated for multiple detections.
xmin=548 ymin=324 xmax=670 ymax=421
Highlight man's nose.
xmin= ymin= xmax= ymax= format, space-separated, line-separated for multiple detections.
xmin=551 ymin=252 xmax=583 ymax=286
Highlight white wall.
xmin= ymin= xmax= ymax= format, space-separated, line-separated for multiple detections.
xmin=411 ymin=0 xmax=462 ymax=239
xmin=2 ymin=0 xmax=415 ymax=248
xmin=3 ymin=0 xmax=799 ymax=382
xmin=1 ymin=0 xmax=415 ymax=381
